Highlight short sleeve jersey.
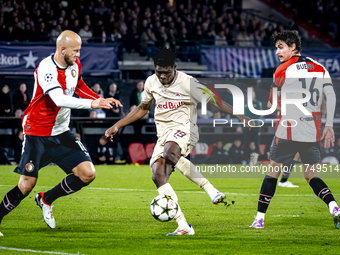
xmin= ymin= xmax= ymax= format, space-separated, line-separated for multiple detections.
xmin=22 ymin=55 xmax=99 ymax=136
xmin=143 ymin=71 xmax=208 ymax=137
xmin=270 ymin=56 xmax=332 ymax=142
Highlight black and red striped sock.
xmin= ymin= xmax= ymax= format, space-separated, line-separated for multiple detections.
xmin=258 ymin=175 xmax=278 ymax=213
xmin=309 ymin=177 xmax=335 ymax=205
xmin=0 ymin=186 xmax=27 ymax=223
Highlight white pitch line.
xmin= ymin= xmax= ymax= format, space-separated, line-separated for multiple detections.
xmin=0 ymin=185 xmax=338 ymax=197
xmin=0 ymin=246 xmax=86 ymax=255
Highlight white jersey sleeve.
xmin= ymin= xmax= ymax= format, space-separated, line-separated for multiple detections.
xmin=189 ymin=79 xmax=214 ymax=104
xmin=142 ymin=77 xmax=154 ymax=102
xmin=36 ymin=63 xmax=61 ymax=95
xmin=48 ymin=88 xmax=93 ymax=109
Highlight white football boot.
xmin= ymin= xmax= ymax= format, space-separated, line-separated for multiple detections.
xmin=35 ymin=193 xmax=56 ymax=229
xmin=166 ymin=224 xmax=195 ymax=236
xmin=278 ymin=181 xmax=299 ymax=188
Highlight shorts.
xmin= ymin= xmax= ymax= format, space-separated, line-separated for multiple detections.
xmin=270 ymin=136 xmax=321 ymax=165
xmin=15 ymin=131 xmax=92 ymax=178
xmin=150 ymin=127 xmax=198 ymax=167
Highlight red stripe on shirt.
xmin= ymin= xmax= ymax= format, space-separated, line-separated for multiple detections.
xmin=286 ymin=121 xmax=292 ymax=140
xmin=307 ymin=62 xmax=326 ymax=76
xmin=312 ymin=112 xmax=322 ymax=141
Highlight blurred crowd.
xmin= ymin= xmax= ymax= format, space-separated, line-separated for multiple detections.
xmin=1 ymin=0 xmax=338 ymax=61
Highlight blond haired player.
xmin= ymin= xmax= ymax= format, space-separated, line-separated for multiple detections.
xmin=106 ymin=48 xmax=252 ymax=236
xmin=0 ymin=30 xmax=122 ymax=236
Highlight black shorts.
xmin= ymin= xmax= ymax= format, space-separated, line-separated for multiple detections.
xmin=269 ymin=136 xmax=321 ymax=166
xmin=15 ymin=131 xmax=92 ymax=178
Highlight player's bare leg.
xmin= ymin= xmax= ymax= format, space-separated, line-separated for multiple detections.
xmin=152 ymin=158 xmax=194 ymax=236
xmin=36 ymin=161 xmax=96 ymax=229
xmin=164 ymin=141 xmax=226 ymax=204
xmin=304 ymin=164 xmax=340 ymax=229
xmin=250 ymin=160 xmax=282 ymax=228
xmin=0 ymin=175 xmax=36 ymax=236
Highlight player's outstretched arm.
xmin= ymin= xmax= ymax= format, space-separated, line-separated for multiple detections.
xmin=208 ymin=95 xmax=253 ymax=128
xmin=105 ymin=100 xmax=153 ymax=141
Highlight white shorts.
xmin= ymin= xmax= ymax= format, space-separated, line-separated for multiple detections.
xmin=150 ymin=127 xmax=198 ymax=167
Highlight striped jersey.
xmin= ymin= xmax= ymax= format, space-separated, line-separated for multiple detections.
xmin=269 ymin=56 xmax=333 ymax=142
xmin=22 ymin=55 xmax=99 ymax=136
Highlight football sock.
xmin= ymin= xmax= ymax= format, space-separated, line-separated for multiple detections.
xmin=0 ymin=186 xmax=27 ymax=223
xmin=43 ymin=174 xmax=89 ymax=205
xmin=257 ymin=175 xmax=277 ymax=214
xmin=157 ymin=183 xmax=186 ymax=223
xmin=280 ymin=162 xmax=295 ymax=183
xmin=175 ymin=157 xmax=214 ymax=193
xmin=328 ymin=201 xmax=339 ymax=214
xmin=309 ymin=177 xmax=335 ymax=206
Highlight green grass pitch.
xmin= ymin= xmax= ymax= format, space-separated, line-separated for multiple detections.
xmin=0 ymin=164 xmax=339 ymax=255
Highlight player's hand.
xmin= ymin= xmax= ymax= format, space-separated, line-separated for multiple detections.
xmin=91 ymin=98 xmax=123 ymax=109
xmin=105 ymin=125 xmax=119 ymax=141
xmin=321 ymin=126 xmax=335 ymax=148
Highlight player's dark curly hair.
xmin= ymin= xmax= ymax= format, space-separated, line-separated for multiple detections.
xmin=272 ymin=30 xmax=301 ymax=54
xmin=153 ymin=48 xmax=176 ymax=67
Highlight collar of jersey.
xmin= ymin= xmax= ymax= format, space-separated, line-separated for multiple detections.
xmin=51 ymin=55 xmax=68 ymax=70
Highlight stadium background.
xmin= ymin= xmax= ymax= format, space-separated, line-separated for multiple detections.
xmin=0 ymin=0 xmax=340 ymax=165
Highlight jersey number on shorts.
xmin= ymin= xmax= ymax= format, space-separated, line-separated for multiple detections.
xmin=173 ymin=130 xmax=187 ymax=139
xmin=76 ymin=140 xmax=90 ymax=157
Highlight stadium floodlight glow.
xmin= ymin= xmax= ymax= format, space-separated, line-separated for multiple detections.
xmin=199 ymin=84 xmax=312 ymax=117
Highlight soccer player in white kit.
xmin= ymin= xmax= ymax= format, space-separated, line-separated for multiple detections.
xmin=106 ymin=48 xmax=252 ymax=236
xmin=250 ymin=31 xmax=340 ymax=229
xmin=0 ymin=31 xmax=121 ymax=236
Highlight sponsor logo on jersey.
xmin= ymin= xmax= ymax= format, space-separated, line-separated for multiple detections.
xmin=174 ymin=93 xmax=182 ymax=99
xmin=64 ymin=87 xmax=76 ymax=96
xmin=156 ymin=101 xmax=183 ymax=110
xmin=299 ymin=116 xmax=321 ymax=121
xmin=71 ymin=69 xmax=76 ymax=78
xmin=25 ymin=161 xmax=35 ymax=172
xmin=296 ymin=63 xmax=314 ymax=70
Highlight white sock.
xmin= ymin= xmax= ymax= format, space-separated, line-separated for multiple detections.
xmin=256 ymin=212 xmax=265 ymax=220
xmin=329 ymin=201 xmax=338 ymax=214
xmin=157 ymin=183 xmax=187 ymax=223
xmin=175 ymin=157 xmax=215 ymax=194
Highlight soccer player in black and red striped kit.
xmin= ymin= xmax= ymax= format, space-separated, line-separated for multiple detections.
xmin=250 ymin=30 xmax=340 ymax=229
xmin=0 ymin=30 xmax=122 ymax=236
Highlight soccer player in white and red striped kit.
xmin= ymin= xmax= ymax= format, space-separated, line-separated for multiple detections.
xmin=250 ymin=30 xmax=340 ymax=229
xmin=0 ymin=30 xmax=122 ymax=236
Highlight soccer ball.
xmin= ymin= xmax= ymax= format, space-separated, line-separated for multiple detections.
xmin=150 ymin=194 xmax=178 ymax=222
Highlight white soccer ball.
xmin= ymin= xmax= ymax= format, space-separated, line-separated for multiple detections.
xmin=150 ymin=194 xmax=178 ymax=222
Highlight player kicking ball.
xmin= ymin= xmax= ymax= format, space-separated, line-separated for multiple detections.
xmin=106 ymin=48 xmax=252 ymax=236
xmin=0 ymin=31 xmax=122 ymax=236
xmin=250 ymin=30 xmax=340 ymax=229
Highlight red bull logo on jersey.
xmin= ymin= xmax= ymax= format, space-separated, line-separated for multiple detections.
xmin=156 ymin=101 xmax=183 ymax=110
